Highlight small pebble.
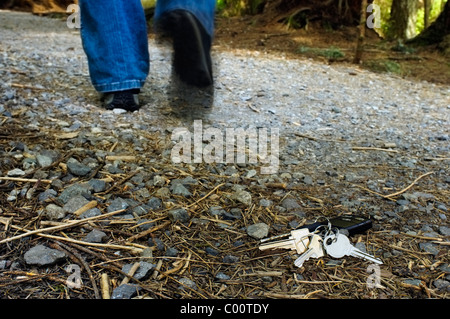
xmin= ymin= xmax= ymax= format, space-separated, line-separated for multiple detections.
xmin=247 ymin=223 xmax=269 ymax=240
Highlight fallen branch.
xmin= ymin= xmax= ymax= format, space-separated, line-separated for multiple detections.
xmin=72 ymin=200 xmax=98 ymax=217
xmin=0 ymin=209 xmax=126 ymax=244
xmin=186 ymin=183 xmax=225 ymax=208
xmin=105 ymin=155 xmax=137 ymax=162
xmin=100 ymin=273 xmax=110 ymax=299
xmin=35 ymin=233 xmax=145 ymax=253
xmin=120 ymin=262 xmax=141 ymax=285
xmin=51 ymin=241 xmax=101 ymax=299
xmin=385 ymin=171 xmax=434 ymax=198
xmin=11 ymin=83 xmax=46 ymax=91
xmin=126 ymin=220 xmax=171 ymax=243
xmin=0 ymin=177 xmax=53 ymax=184
xmin=352 ymin=146 xmax=399 ymax=153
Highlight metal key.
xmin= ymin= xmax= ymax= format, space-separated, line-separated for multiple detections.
xmin=323 ymin=233 xmax=383 ymax=265
xmin=294 ymin=234 xmax=324 ymax=268
xmin=259 ymin=228 xmax=310 ymax=254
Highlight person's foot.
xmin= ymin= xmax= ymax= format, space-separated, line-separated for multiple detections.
xmin=156 ymin=10 xmax=213 ymax=87
xmin=102 ymin=89 xmax=140 ymax=112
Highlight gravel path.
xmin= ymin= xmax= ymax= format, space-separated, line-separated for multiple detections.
xmin=0 ymin=11 xmax=449 ymax=299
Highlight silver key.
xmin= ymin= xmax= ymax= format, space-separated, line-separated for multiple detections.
xmin=294 ymin=234 xmax=324 ymax=268
xmin=324 ymin=233 xmax=383 ymax=265
xmin=259 ymin=228 xmax=310 ymax=254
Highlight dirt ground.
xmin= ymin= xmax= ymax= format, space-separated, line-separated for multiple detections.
xmin=210 ymin=15 xmax=450 ymax=85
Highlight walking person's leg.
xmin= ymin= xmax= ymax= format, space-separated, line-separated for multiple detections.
xmin=79 ymin=0 xmax=149 ymax=111
xmin=155 ymin=0 xmax=216 ymax=87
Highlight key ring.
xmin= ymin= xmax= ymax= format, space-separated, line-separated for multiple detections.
xmin=312 ymin=216 xmax=331 ymax=234
xmin=324 ymin=227 xmax=340 ymax=244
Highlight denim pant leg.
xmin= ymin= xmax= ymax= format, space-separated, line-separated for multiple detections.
xmin=79 ymin=0 xmax=149 ymax=93
xmin=155 ymin=0 xmax=216 ymax=37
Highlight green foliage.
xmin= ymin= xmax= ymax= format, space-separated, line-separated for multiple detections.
xmin=216 ymin=0 xmax=266 ymax=16
xmin=373 ymin=0 xmax=447 ymax=39
xmin=141 ymin=0 xmax=156 ymax=10
xmin=416 ymin=0 xmax=447 ymax=34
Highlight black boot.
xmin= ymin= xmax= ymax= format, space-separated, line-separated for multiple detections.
xmin=102 ymin=89 xmax=140 ymax=112
xmin=156 ymin=10 xmax=213 ymax=87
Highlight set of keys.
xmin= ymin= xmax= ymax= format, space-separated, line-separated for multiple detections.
xmin=259 ymin=224 xmax=383 ymax=267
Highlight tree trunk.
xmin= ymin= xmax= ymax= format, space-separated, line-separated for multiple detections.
xmin=389 ymin=0 xmax=418 ymax=40
xmin=353 ymin=0 xmax=368 ymax=64
xmin=407 ymin=0 xmax=450 ymax=45
xmin=424 ymin=0 xmax=430 ymax=29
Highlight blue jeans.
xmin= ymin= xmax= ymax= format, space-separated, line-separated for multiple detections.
xmin=79 ymin=0 xmax=216 ymax=93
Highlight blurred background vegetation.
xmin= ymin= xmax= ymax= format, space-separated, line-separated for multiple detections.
xmin=1 ymin=0 xmax=448 ymax=44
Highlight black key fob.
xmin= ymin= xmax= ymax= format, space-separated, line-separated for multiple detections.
xmin=304 ymin=215 xmax=372 ymax=236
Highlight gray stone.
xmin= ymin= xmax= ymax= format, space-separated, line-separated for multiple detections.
xmin=223 ymin=208 xmax=242 ymax=220
xmin=83 ymin=229 xmax=107 ymax=243
xmin=259 ymin=198 xmax=273 ymax=207
xmin=209 ymin=206 xmax=225 ymax=216
xmin=354 ymin=242 xmax=367 ymax=253
xmin=152 ymin=175 xmax=166 ymax=187
xmin=7 ymin=168 xmax=25 ymax=177
xmin=245 ymin=169 xmax=257 ymax=178
xmin=281 ymin=197 xmax=301 ymax=210
xmin=155 ymin=187 xmax=170 ymax=198
xmin=63 ymin=195 xmax=90 ymax=214
xmin=433 ymin=279 xmax=449 ymax=290
xmin=205 ymin=247 xmax=219 ymax=256
xmin=7 ymin=190 xmax=19 ymax=202
xmin=80 ymin=208 xmax=101 ymax=219
xmin=88 ymin=179 xmax=107 ymax=193
xmin=148 ymin=237 xmax=165 ymax=251
xmin=170 ymin=183 xmax=192 ymax=197
xmin=44 ymin=203 xmax=66 ymax=220
xmin=439 ymin=226 xmax=450 ymax=236
xmin=419 ymin=242 xmax=440 ymax=255
xmin=67 ymin=158 xmax=91 ymax=176
xmin=223 ymin=255 xmax=239 ymax=263
xmin=38 ymin=189 xmax=57 ymax=202
xmin=57 ymin=183 xmax=92 ymax=204
xmin=36 ymin=154 xmax=53 ymax=168
xmin=147 ymin=197 xmax=162 ymax=210
xmin=111 ymin=284 xmax=141 ymax=299
xmin=0 ymin=260 xmax=9 ymax=270
xmin=247 ymin=223 xmax=269 ymax=239
xmin=178 ymin=277 xmax=197 ymax=290
xmin=132 ymin=205 xmax=149 ymax=216
xmin=107 ymin=197 xmax=129 ymax=213
xmin=402 ymin=278 xmax=422 ymax=287
xmin=383 ymin=211 xmax=398 ymax=218
xmin=121 ymin=262 xmax=155 ymax=281
xmin=165 ymin=247 xmax=179 ymax=257
xmin=36 ymin=150 xmax=59 ymax=167
xmin=168 ymin=208 xmax=190 ymax=223
xmin=303 ymin=175 xmax=314 ymax=185
xmin=231 ymin=189 xmax=252 ymax=206
xmin=24 ymin=245 xmax=67 ymax=266
xmin=136 ymin=219 xmax=154 ymax=231
xmin=215 ymin=272 xmax=230 ymax=280
xmin=291 ymin=210 xmax=306 ymax=218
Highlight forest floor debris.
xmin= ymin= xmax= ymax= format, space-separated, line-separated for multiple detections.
xmin=0 ymin=11 xmax=449 ymax=299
